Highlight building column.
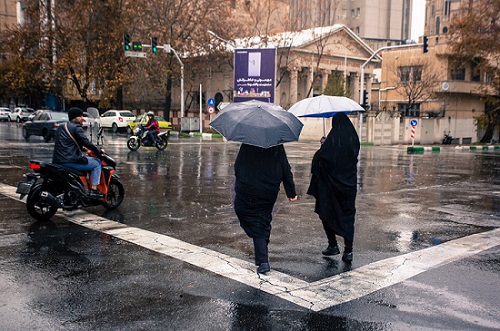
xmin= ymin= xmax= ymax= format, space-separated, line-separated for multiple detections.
xmin=350 ymin=72 xmax=359 ymax=102
xmin=320 ymin=69 xmax=329 ymax=94
xmin=306 ymin=67 xmax=314 ymax=98
xmin=391 ymin=109 xmax=401 ymax=144
xmin=289 ymin=68 xmax=299 ymax=106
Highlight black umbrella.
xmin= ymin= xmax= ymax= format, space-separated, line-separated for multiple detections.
xmin=209 ymin=100 xmax=303 ymax=148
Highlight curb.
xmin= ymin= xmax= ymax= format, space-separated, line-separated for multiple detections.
xmin=407 ymin=146 xmax=440 ymax=154
xmin=455 ymin=145 xmax=500 ymax=151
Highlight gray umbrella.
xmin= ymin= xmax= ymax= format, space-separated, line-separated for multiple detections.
xmin=209 ymin=100 xmax=303 ymax=148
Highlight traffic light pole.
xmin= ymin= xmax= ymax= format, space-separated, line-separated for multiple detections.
xmin=358 ymin=42 xmax=423 ymax=142
xmin=123 ymin=40 xmax=185 ymax=119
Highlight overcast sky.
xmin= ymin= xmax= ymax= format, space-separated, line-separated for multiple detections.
xmin=411 ymin=0 xmax=426 ymax=40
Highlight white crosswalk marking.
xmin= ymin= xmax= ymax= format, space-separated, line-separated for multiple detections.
xmin=1 ymin=182 xmax=499 ymax=311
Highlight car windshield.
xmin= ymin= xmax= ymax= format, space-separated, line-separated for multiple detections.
xmin=51 ymin=112 xmax=69 ymax=121
xmin=119 ymin=111 xmax=134 ymax=117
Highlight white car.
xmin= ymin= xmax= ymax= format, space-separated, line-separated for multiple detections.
xmin=10 ymin=107 xmax=35 ymax=122
xmin=0 ymin=107 xmax=11 ymax=121
xmin=98 ymin=110 xmax=136 ymax=133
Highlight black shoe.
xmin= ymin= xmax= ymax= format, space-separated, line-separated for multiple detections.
xmin=342 ymin=252 xmax=353 ymax=263
xmin=89 ymin=189 xmax=104 ymax=199
xmin=257 ymin=262 xmax=270 ymax=274
xmin=322 ymin=246 xmax=340 ymax=256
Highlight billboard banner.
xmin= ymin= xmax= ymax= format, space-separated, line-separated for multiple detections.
xmin=233 ymin=48 xmax=276 ymax=103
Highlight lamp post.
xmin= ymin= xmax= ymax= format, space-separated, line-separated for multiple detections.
xmin=208 ymin=30 xmax=235 ymax=48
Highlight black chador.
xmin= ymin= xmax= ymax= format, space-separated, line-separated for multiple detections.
xmin=307 ymin=113 xmax=360 ymax=259
xmin=234 ymin=144 xmax=297 ymax=272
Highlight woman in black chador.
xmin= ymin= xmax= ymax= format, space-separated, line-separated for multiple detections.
xmin=234 ymin=144 xmax=298 ymax=274
xmin=307 ymin=113 xmax=360 ymax=263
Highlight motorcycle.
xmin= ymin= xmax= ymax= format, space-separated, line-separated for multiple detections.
xmin=127 ymin=125 xmax=169 ymax=151
xmin=16 ymin=150 xmax=125 ymax=221
xmin=442 ymin=132 xmax=453 ymax=144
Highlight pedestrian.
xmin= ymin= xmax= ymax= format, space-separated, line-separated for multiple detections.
xmin=307 ymin=113 xmax=360 ymax=263
xmin=234 ymin=144 xmax=298 ymax=274
xmin=52 ymin=107 xmax=105 ymax=198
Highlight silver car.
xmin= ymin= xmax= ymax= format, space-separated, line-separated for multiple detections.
xmin=0 ymin=107 xmax=11 ymax=121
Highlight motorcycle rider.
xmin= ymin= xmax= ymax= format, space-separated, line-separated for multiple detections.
xmin=144 ymin=111 xmax=160 ymax=144
xmin=52 ymin=107 xmax=105 ymax=199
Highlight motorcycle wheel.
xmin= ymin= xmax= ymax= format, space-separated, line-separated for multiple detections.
xmin=127 ymin=137 xmax=141 ymax=151
xmin=155 ymin=136 xmax=168 ymax=151
xmin=26 ymin=184 xmax=58 ymax=221
xmin=102 ymin=177 xmax=124 ymax=209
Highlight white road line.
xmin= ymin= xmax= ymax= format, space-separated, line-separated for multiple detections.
xmin=1 ymin=183 xmax=499 ymax=311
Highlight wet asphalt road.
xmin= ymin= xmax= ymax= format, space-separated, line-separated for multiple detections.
xmin=0 ymin=122 xmax=499 ymax=331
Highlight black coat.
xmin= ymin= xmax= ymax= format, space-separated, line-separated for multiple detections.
xmin=307 ymin=113 xmax=359 ymax=240
xmin=234 ymin=144 xmax=296 ymax=240
xmin=52 ymin=121 xmax=100 ymax=164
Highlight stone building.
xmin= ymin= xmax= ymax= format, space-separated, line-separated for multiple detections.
xmin=173 ymin=24 xmax=380 ymax=139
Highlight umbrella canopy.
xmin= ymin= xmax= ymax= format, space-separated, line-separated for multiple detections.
xmin=288 ymin=95 xmax=364 ymax=118
xmin=209 ymin=100 xmax=303 ymax=148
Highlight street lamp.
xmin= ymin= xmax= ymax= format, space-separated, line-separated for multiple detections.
xmin=207 ymin=30 xmax=236 ymax=48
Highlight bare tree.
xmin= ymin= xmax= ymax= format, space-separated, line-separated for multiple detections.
xmin=448 ymin=0 xmax=500 ymax=142
xmin=392 ymin=59 xmax=443 ymax=112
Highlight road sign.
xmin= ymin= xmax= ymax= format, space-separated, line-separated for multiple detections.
xmin=410 ymin=119 xmax=418 ymax=127
xmin=125 ymin=51 xmax=146 ymax=58
xmin=207 ymin=98 xmax=215 ymax=107
xmin=218 ymin=102 xmax=230 ymax=111
xmin=208 ymin=106 xmax=215 ymax=114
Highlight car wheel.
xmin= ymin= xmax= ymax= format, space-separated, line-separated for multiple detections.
xmin=112 ymin=123 xmax=118 ymax=133
xmin=43 ymin=129 xmax=51 ymax=142
xmin=16 ymin=116 xmax=21 ymax=123
xmin=22 ymin=126 xmax=30 ymax=140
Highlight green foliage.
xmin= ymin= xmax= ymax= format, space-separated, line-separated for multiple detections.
xmin=323 ymin=74 xmax=346 ymax=97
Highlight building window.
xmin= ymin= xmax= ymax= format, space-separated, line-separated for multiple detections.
xmin=471 ymin=60 xmax=481 ymax=82
xmin=356 ymin=8 xmax=360 ymax=17
xmin=444 ymin=0 xmax=451 ymax=16
xmin=398 ymin=103 xmax=420 ymax=117
xmin=355 ymin=26 xmax=360 ymax=34
xmin=399 ymin=66 xmax=423 ymax=82
xmin=351 ymin=9 xmax=355 ymax=18
xmin=450 ymin=67 xmax=465 ymax=80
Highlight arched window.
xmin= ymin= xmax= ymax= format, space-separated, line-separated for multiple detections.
xmin=436 ymin=17 xmax=440 ymax=35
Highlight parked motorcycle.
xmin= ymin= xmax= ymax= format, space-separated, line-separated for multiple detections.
xmin=127 ymin=125 xmax=169 ymax=151
xmin=16 ymin=150 xmax=124 ymax=221
xmin=442 ymin=132 xmax=453 ymax=144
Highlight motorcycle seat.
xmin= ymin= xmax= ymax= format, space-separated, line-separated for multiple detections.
xmin=50 ymin=163 xmax=88 ymax=177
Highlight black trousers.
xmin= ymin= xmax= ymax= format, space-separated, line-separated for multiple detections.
xmin=321 ymin=219 xmax=353 ymax=253
xmin=253 ymin=238 xmax=269 ymax=265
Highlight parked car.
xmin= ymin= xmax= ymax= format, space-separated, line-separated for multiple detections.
xmin=22 ymin=110 xmax=68 ymax=142
xmin=0 ymin=107 xmax=11 ymax=121
xmin=10 ymin=107 xmax=35 ymax=122
xmin=126 ymin=114 xmax=173 ymax=134
xmin=99 ymin=110 xmax=136 ymax=133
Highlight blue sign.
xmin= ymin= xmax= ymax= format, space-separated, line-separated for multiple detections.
xmin=410 ymin=119 xmax=418 ymax=126
xmin=207 ymin=98 xmax=215 ymax=107
xmin=233 ymin=48 xmax=276 ymax=103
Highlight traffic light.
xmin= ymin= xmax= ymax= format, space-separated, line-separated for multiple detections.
xmin=363 ymin=90 xmax=369 ymax=107
xmin=132 ymin=42 xmax=143 ymax=52
xmin=123 ymin=33 xmax=130 ymax=51
xmin=422 ymin=35 xmax=428 ymax=53
xmin=151 ymin=37 xmax=158 ymax=53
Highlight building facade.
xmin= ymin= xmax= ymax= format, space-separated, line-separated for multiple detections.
xmin=290 ymin=0 xmax=413 ymax=48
